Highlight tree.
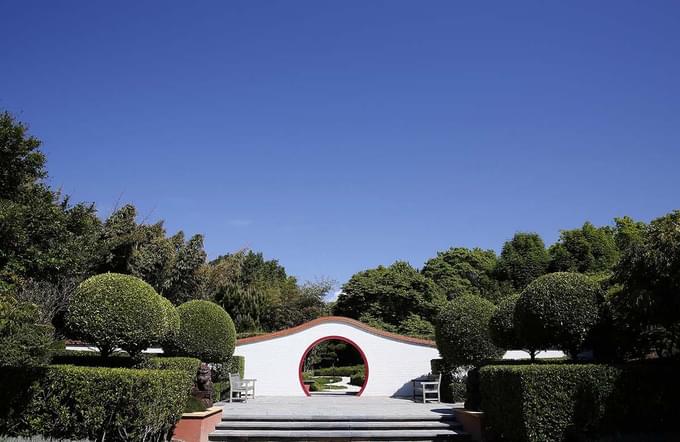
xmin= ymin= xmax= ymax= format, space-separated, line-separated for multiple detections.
xmin=613 ymin=210 xmax=680 ymax=357
xmin=435 ymin=293 xmax=502 ymax=366
xmin=422 ymin=247 xmax=504 ymax=302
xmin=496 ymin=233 xmax=549 ymax=290
xmin=166 ymin=300 xmax=236 ymax=362
xmin=66 ymin=273 xmax=167 ymax=358
xmin=0 ymin=111 xmax=45 ymax=200
xmin=96 ymin=204 xmax=208 ymax=304
xmin=549 ymin=222 xmax=619 ymax=274
xmin=489 ymin=294 xmax=521 ymax=350
xmin=333 ymin=261 xmax=445 ymax=334
xmin=0 ymin=295 xmax=54 ymax=367
xmin=514 ymin=272 xmax=601 ymax=359
xmin=0 ymin=111 xmax=102 ymax=288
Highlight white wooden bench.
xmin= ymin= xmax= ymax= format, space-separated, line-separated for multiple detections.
xmin=412 ymin=373 xmax=442 ymax=403
xmin=228 ymin=373 xmax=257 ymax=402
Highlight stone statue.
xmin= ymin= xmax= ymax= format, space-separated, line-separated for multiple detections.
xmin=191 ymin=362 xmax=214 ymax=408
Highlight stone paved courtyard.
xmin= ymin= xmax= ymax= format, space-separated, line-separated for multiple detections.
xmin=216 ymin=395 xmax=456 ymax=419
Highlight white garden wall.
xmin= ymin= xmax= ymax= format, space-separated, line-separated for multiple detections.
xmin=233 ymin=317 xmax=440 ymax=397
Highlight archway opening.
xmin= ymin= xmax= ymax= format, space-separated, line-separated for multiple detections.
xmin=298 ymin=336 xmax=368 ymax=396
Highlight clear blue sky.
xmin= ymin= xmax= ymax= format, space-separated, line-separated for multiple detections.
xmin=2 ymin=1 xmax=679 ymax=292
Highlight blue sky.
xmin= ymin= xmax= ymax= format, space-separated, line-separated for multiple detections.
xmin=2 ymin=1 xmax=679 ymax=293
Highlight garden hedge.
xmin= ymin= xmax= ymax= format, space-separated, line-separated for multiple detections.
xmin=480 ymin=362 xmax=680 ymax=442
xmin=166 ymin=300 xmax=236 ymax=362
xmin=0 ymin=364 xmax=195 ymax=441
xmin=312 ymin=364 xmax=365 ymax=377
xmin=0 ymin=295 xmax=54 ymax=367
xmin=66 ymin=273 xmax=167 ymax=357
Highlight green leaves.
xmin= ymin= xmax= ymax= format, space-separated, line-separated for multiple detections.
xmin=435 ymin=293 xmax=502 ymax=366
xmin=166 ymin=300 xmax=236 ymax=363
xmin=66 ymin=273 xmax=168 ymax=357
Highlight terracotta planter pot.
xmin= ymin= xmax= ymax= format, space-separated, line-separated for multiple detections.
xmin=453 ymin=408 xmax=485 ymax=441
xmin=172 ymin=406 xmax=222 ymax=442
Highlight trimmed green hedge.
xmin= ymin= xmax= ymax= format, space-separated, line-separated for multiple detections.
xmin=480 ymin=362 xmax=680 ymax=442
xmin=349 ymin=372 xmax=365 ymax=386
xmin=313 ymin=364 xmax=364 ymax=377
xmin=0 ymin=364 xmax=194 ymax=441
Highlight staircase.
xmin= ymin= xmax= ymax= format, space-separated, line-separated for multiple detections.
xmin=208 ymin=414 xmax=470 ymax=441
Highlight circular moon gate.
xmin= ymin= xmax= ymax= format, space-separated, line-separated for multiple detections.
xmin=297 ymin=335 xmax=369 ymax=396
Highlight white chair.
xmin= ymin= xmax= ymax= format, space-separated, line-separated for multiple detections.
xmin=412 ymin=373 xmax=442 ymax=403
xmin=228 ymin=373 xmax=256 ymax=402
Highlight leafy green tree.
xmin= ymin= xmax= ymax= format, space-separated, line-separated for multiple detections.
xmin=435 ymin=293 xmax=502 ymax=366
xmin=613 ymin=210 xmax=680 ymax=357
xmin=0 ymin=295 xmax=54 ymax=367
xmin=549 ymin=222 xmax=619 ymax=274
xmin=334 ymin=261 xmax=445 ymax=334
xmin=422 ymin=247 xmax=504 ymax=302
xmin=496 ymin=233 xmax=549 ymax=290
xmin=514 ymin=272 xmax=601 ymax=359
xmin=96 ymin=205 xmax=207 ymax=304
xmin=489 ymin=294 xmax=521 ymax=350
xmin=0 ymin=111 xmax=102 ymax=287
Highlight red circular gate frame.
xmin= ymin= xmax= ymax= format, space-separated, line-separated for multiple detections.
xmin=298 ymin=335 xmax=369 ymax=397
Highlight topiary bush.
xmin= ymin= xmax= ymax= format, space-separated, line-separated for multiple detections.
xmin=0 ymin=295 xmax=54 ymax=367
xmin=167 ymin=300 xmax=236 ymax=362
xmin=0 ymin=364 xmax=193 ymax=441
xmin=514 ymin=272 xmax=600 ymax=359
xmin=66 ymin=273 xmax=167 ymax=358
xmin=159 ymin=296 xmax=180 ymax=344
xmin=435 ymin=293 xmax=502 ymax=367
xmin=489 ymin=293 xmax=520 ymax=350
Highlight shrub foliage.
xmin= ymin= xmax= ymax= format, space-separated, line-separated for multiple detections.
xmin=66 ymin=273 xmax=167 ymax=357
xmin=435 ymin=293 xmax=502 ymax=366
xmin=480 ymin=362 xmax=680 ymax=442
xmin=0 ymin=364 xmax=194 ymax=441
xmin=167 ymin=300 xmax=236 ymax=362
xmin=489 ymin=294 xmax=520 ymax=350
xmin=514 ymin=272 xmax=600 ymax=358
xmin=0 ymin=295 xmax=53 ymax=367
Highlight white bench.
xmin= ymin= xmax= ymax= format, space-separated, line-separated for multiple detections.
xmin=412 ymin=373 xmax=442 ymax=403
xmin=228 ymin=373 xmax=257 ymax=402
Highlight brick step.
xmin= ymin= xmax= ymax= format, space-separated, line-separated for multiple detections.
xmin=216 ymin=414 xmax=456 ymax=422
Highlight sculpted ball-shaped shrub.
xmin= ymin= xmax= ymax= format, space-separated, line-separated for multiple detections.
xmin=489 ymin=294 xmax=520 ymax=350
xmin=435 ymin=293 xmax=502 ymax=366
xmin=169 ymin=300 xmax=236 ymax=362
xmin=67 ymin=273 xmax=166 ymax=357
xmin=514 ymin=272 xmax=600 ymax=358
xmin=159 ymin=296 xmax=180 ymax=343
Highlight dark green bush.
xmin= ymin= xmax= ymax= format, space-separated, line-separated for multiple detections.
xmin=313 ymin=364 xmax=364 ymax=377
xmin=349 ymin=372 xmax=365 ymax=386
xmin=431 ymin=359 xmax=456 ymax=402
xmin=515 ymin=272 xmax=600 ymax=358
xmin=489 ymin=293 xmax=520 ymax=350
xmin=66 ymin=273 xmax=167 ymax=357
xmin=480 ymin=362 xmax=680 ymax=442
xmin=211 ymin=355 xmax=245 ymax=383
xmin=166 ymin=300 xmax=236 ymax=362
xmin=0 ymin=295 xmax=53 ymax=367
xmin=435 ymin=293 xmax=502 ymax=366
xmin=0 ymin=364 xmax=193 ymax=441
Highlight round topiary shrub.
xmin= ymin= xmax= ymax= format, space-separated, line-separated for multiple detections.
xmin=167 ymin=300 xmax=236 ymax=362
xmin=489 ymin=294 xmax=520 ymax=350
xmin=159 ymin=296 xmax=180 ymax=344
xmin=66 ymin=273 xmax=166 ymax=357
xmin=435 ymin=293 xmax=502 ymax=366
xmin=514 ymin=272 xmax=600 ymax=359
